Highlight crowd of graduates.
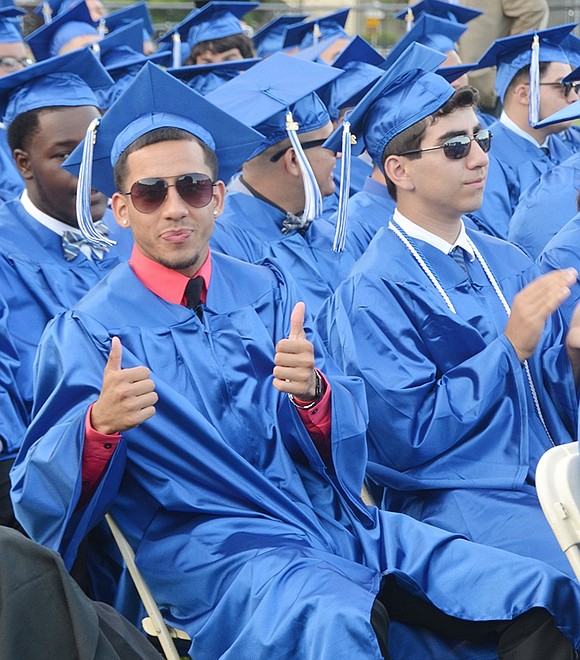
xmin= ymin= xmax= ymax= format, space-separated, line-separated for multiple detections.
xmin=6 ymin=0 xmax=580 ymax=657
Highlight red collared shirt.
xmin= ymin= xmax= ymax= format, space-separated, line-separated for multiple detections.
xmin=81 ymin=246 xmax=332 ymax=502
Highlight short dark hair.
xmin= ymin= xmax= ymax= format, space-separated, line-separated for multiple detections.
xmin=113 ymin=127 xmax=219 ymax=191
xmin=8 ymin=106 xmax=59 ymax=152
xmin=382 ymin=86 xmax=480 ymax=201
xmin=505 ymin=61 xmax=550 ymax=98
xmin=186 ymin=33 xmax=256 ymax=64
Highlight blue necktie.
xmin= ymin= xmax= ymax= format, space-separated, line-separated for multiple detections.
xmin=62 ymin=221 xmax=110 ymax=262
xmin=449 ymin=246 xmax=468 ymax=273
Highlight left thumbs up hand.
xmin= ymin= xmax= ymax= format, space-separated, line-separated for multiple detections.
xmin=273 ymin=302 xmax=318 ymax=401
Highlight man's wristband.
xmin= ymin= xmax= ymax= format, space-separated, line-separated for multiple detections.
xmin=289 ymin=369 xmax=323 ymax=410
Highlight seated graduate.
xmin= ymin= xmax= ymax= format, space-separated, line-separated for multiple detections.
xmin=26 ymin=0 xmax=102 ymax=61
xmin=0 ymin=49 xmax=132 ymax=529
xmin=317 ymin=43 xmax=580 ymax=582
xmin=12 ymin=60 xmax=580 ymax=660
xmin=0 ymin=526 xmax=160 ymax=659
xmin=470 ymin=24 xmax=579 ymax=239
xmin=509 ymin=69 xmax=580 ymax=259
xmin=155 ymin=1 xmax=257 ymax=68
xmin=205 ymin=53 xmax=356 ymax=315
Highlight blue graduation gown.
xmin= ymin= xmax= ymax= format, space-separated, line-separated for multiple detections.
xmin=12 ymin=252 xmax=580 ymax=658
xmin=0 ymin=200 xmax=132 ymax=457
xmin=472 ymin=121 xmax=574 ymax=239
xmin=509 ymin=151 xmax=580 ymax=259
xmin=537 ymin=212 xmax=580 ymax=326
xmin=211 ymin=192 xmax=356 ymax=314
xmin=317 ymin=225 xmax=578 ymax=578
xmin=333 ymin=153 xmax=373 ymax=198
xmin=340 ymin=176 xmax=395 ymax=261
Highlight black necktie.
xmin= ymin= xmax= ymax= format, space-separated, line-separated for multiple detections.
xmin=541 ymin=146 xmax=550 ymax=158
xmin=449 ymin=246 xmax=468 ymax=273
xmin=185 ymin=276 xmax=204 ymax=320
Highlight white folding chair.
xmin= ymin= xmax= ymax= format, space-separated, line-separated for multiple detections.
xmin=105 ymin=513 xmax=191 ymax=660
xmin=536 ymin=441 xmax=580 ymax=581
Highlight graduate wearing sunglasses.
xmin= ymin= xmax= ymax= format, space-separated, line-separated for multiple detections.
xmin=317 ymin=43 xmax=580 ymax=601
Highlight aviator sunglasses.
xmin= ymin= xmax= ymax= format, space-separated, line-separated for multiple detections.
xmin=122 ymin=173 xmax=217 ymax=214
xmin=397 ymin=128 xmax=493 ymax=160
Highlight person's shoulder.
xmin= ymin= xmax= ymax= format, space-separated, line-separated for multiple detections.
xmin=468 ymin=227 xmax=532 ymax=267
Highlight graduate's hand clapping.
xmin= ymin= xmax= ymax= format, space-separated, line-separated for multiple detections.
xmin=504 ymin=268 xmax=577 ymax=363
xmin=90 ymin=336 xmax=158 ymax=435
xmin=273 ymin=302 xmax=319 ymax=401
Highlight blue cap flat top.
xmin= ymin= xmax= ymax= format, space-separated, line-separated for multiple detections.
xmin=394 ymin=0 xmax=482 ymax=24
xmin=477 ymin=23 xmax=576 ymax=101
xmin=26 ymin=0 xmax=97 ymax=61
xmin=324 ymin=42 xmax=452 ymax=170
xmin=105 ymin=1 xmax=154 ymax=37
xmin=62 ymin=61 xmax=265 ymax=194
xmin=282 ymin=8 xmax=349 ymax=49
xmin=0 ymin=48 xmax=113 ymax=123
xmin=253 ymin=14 xmax=307 ymax=56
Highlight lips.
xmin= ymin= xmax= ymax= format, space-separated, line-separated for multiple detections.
xmin=161 ymin=229 xmax=193 ymax=243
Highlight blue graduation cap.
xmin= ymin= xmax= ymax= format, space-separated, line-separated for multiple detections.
xmin=317 ymin=38 xmax=386 ymax=121
xmin=168 ymin=57 xmax=260 ymax=95
xmin=383 ymin=14 xmax=467 ymax=69
xmin=293 ymin=35 xmax=343 ymax=63
xmin=562 ymin=33 xmax=580 ymax=69
xmin=395 ymin=0 xmax=482 ymax=27
xmin=105 ymin=1 xmax=154 ymax=38
xmin=324 ymin=42 xmax=451 ymax=252
xmin=26 ymin=0 xmax=99 ymax=61
xmin=0 ymin=5 xmax=25 ymax=44
xmin=533 ymin=96 xmax=580 ymax=128
xmin=206 ymin=51 xmax=342 ymax=225
xmin=0 ymin=48 xmax=113 ymax=125
xmin=252 ymin=14 xmax=307 ymax=57
xmin=94 ymin=19 xmax=146 ymax=65
xmin=436 ymin=62 xmax=477 ymax=83
xmin=156 ymin=1 xmax=259 ymax=57
xmin=62 ymin=61 xmax=264 ymax=246
xmin=477 ymin=23 xmax=576 ymax=104
xmin=332 ymin=35 xmax=385 ymax=68
xmin=34 ymin=0 xmax=79 ymax=21
xmin=282 ymin=8 xmax=350 ymax=50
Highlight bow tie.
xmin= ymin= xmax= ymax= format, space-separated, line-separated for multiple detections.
xmin=62 ymin=221 xmax=110 ymax=262
xmin=281 ymin=212 xmax=312 ymax=236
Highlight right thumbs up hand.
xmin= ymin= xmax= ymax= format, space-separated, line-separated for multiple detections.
xmin=90 ymin=337 xmax=158 ymax=435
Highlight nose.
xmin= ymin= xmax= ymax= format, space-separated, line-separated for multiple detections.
xmin=161 ymin=183 xmax=188 ymax=218
xmin=466 ymin=137 xmax=489 ymax=169
xmin=568 ymin=86 xmax=579 ymax=103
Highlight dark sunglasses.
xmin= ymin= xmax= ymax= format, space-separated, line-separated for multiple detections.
xmin=0 ymin=56 xmax=33 ymax=70
xmin=270 ymin=138 xmax=329 ymax=163
xmin=539 ymin=81 xmax=580 ymax=98
xmin=397 ymin=129 xmax=492 ymax=160
xmin=121 ymin=173 xmax=217 ymax=214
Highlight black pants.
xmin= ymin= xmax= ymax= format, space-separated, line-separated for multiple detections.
xmin=0 ymin=458 xmax=25 ymax=533
xmin=371 ymin=575 xmax=576 ymax=660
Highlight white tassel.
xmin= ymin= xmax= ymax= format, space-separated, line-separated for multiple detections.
xmin=312 ymin=23 xmax=321 ymax=45
xmin=172 ymin=32 xmax=182 ymax=69
xmin=286 ymin=111 xmax=323 ymax=224
xmin=405 ymin=8 xmax=414 ymax=32
xmin=91 ymin=42 xmax=101 ymax=60
xmin=42 ymin=1 xmax=52 ymax=24
xmin=332 ymin=120 xmax=353 ymax=253
xmin=97 ymin=18 xmax=106 ymax=39
xmin=76 ymin=117 xmax=116 ymax=248
xmin=529 ymin=34 xmax=540 ymax=126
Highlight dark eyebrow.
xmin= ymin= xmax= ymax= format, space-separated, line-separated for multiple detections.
xmin=436 ymin=125 xmax=483 ymax=143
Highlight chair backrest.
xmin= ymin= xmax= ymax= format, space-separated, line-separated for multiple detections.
xmin=105 ymin=513 xmax=190 ymax=660
xmin=536 ymin=441 xmax=580 ymax=581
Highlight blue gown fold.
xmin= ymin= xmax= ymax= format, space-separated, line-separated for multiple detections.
xmin=211 ymin=192 xmax=356 ymax=314
xmin=471 ymin=121 xmax=573 ymax=239
xmin=13 ymin=252 xmax=580 ymax=658
xmin=0 ymin=200 xmax=132 ymax=457
xmin=317 ymin=224 xmax=578 ymax=577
